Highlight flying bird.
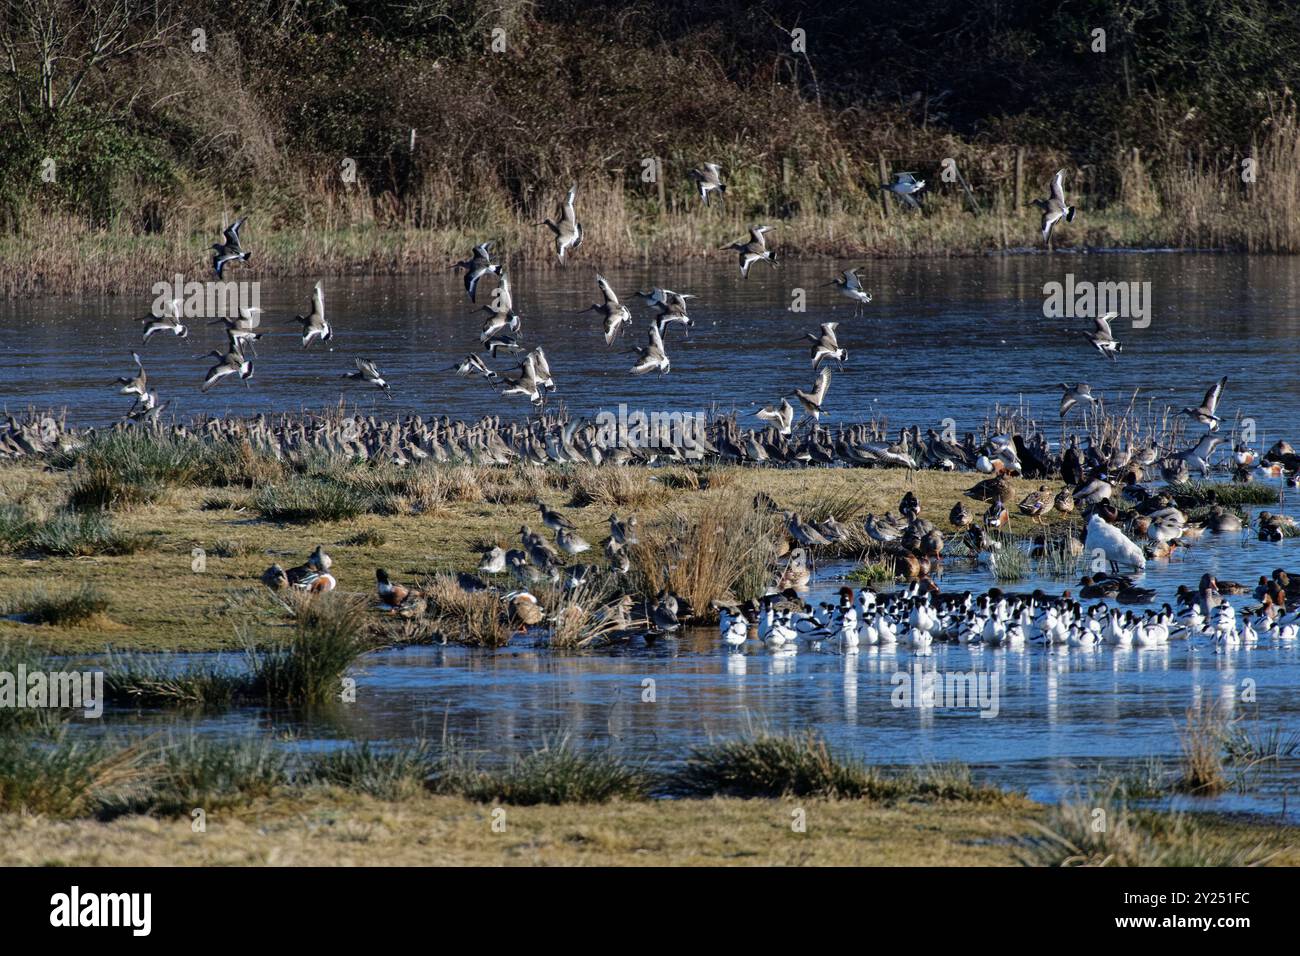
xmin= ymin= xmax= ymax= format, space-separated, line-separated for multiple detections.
xmin=342 ymin=358 xmax=392 ymax=397
xmin=1080 ymin=312 xmax=1121 ymax=360
xmin=1032 ymin=169 xmax=1076 ymax=243
xmin=881 ymin=172 xmax=925 ymax=210
xmin=582 ymin=274 xmax=631 ymax=346
xmin=687 ymin=162 xmax=726 ymax=205
xmin=1182 ymin=376 xmax=1227 ymax=430
xmin=756 ymin=397 xmax=795 ymax=436
xmin=828 ymin=268 xmax=872 ymax=316
xmin=722 ymin=225 xmax=777 ymax=278
xmin=139 ymin=299 xmax=188 ymax=342
xmin=452 ymin=241 xmax=501 ymax=303
xmin=114 ymin=352 xmax=148 ymax=397
xmin=211 ymin=217 xmax=251 ymax=279
xmin=536 ymin=185 xmax=583 ymax=262
xmin=630 ymin=322 xmax=670 ymax=376
xmin=1058 ymin=382 xmax=1097 ymax=418
xmin=291 ymin=282 xmax=331 ymax=347
xmin=208 ymin=306 xmax=262 ymax=354
xmin=805 ymin=322 xmax=847 ymax=369
xmin=200 ymin=347 xmax=253 ymax=391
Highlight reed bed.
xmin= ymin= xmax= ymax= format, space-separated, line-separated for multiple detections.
xmin=12 ymin=139 xmax=1300 ymax=300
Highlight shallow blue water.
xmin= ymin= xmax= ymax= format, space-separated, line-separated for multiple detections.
xmin=83 ymin=505 xmax=1300 ymax=815
xmin=4 ymin=254 xmax=1300 ymax=437
xmin=12 ymin=252 xmax=1300 ymax=813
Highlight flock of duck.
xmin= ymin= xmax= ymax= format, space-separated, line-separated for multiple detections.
xmin=245 ymin=452 xmax=1300 ymax=655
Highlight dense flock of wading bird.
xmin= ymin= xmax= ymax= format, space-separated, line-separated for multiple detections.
xmin=5 ymin=162 xmax=1278 ymax=648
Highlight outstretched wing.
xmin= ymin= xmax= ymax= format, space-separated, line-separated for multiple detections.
xmin=596 ymin=274 xmax=619 ymax=307
xmin=1050 ymin=170 xmax=1066 ymax=205
xmin=811 ymin=367 xmax=832 ymax=405
xmin=1041 ymin=208 xmax=1061 ymax=241
xmin=1201 ymin=376 xmax=1227 ymax=413
xmin=1094 ymin=313 xmax=1116 ymax=339
xmin=224 ymin=217 xmax=245 ymax=249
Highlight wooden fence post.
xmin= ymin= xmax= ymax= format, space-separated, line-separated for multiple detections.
xmin=1013 ymin=148 xmax=1024 ymax=216
xmin=878 ymin=155 xmax=890 ymax=219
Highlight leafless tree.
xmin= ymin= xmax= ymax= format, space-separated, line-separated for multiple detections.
xmin=0 ymin=0 xmax=181 ymax=122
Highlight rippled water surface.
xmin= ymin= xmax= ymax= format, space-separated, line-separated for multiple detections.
xmin=5 ymin=253 xmax=1300 ymax=432
xmin=13 ymin=253 xmax=1300 ymax=813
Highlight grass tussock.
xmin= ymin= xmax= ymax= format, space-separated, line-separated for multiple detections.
xmin=254 ymin=478 xmax=368 ymax=523
xmin=669 ymin=731 xmax=882 ymax=799
xmin=846 ymin=561 xmax=894 ymax=584
xmin=433 ymin=737 xmax=648 ymax=806
xmin=0 ymin=641 xmax=68 ymax=733
xmin=7 ymin=584 xmax=110 ymax=627
xmin=1174 ymin=706 xmax=1230 ymax=795
xmin=1222 ymin=717 xmax=1300 ymax=766
xmin=567 ymin=466 xmax=666 ymax=508
xmin=6 ymin=582 xmax=109 ymax=629
xmin=0 ymin=733 xmax=151 ymax=819
xmin=0 ymin=504 xmax=149 ymax=556
xmin=103 ymin=652 xmax=244 ymax=709
xmin=1021 ymin=786 xmax=1285 ymax=866
xmin=248 ymin=592 xmax=375 ymax=705
xmin=341 ymin=528 xmax=387 ymax=547
xmin=210 ymin=537 xmax=252 ymax=558
xmin=1167 ymin=481 xmax=1279 ymax=507
xmin=990 ymin=541 xmax=1031 ymax=582
xmin=148 ymin=736 xmax=292 ymax=816
xmin=533 ymin=577 xmax=641 ymax=648
xmin=424 ymin=573 xmax=512 ymax=647
xmin=306 ymin=741 xmax=436 ymax=801
xmin=668 ymin=731 xmax=1011 ymax=804
xmin=629 ymin=496 xmax=782 ymax=618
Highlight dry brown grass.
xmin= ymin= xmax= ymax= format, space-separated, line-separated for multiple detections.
xmin=1174 ymin=706 xmax=1230 ymax=796
xmin=10 ymin=108 xmax=1300 ymax=298
xmin=4 ymin=788 xmax=1296 ymax=867
xmin=628 ymin=493 xmax=784 ymax=618
xmin=423 ymin=573 xmax=512 ymax=648
xmin=567 ymin=466 xmax=668 ymax=509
